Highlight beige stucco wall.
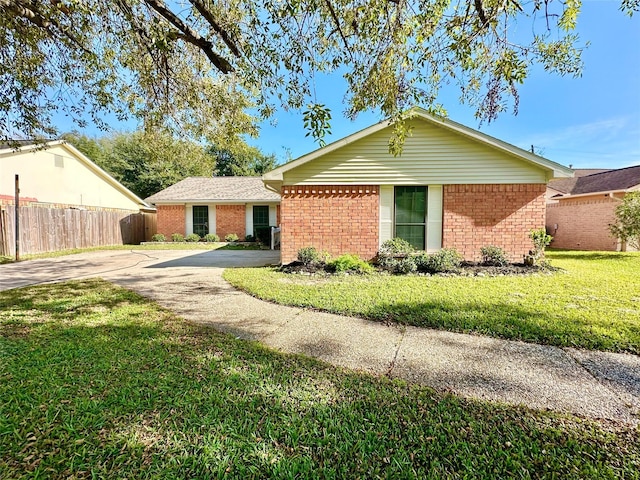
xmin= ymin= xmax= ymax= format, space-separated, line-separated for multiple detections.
xmin=0 ymin=144 xmax=142 ymax=211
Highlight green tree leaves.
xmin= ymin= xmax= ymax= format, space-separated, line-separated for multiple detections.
xmin=610 ymin=192 xmax=640 ymax=249
xmin=2 ymin=0 xmax=637 ymax=150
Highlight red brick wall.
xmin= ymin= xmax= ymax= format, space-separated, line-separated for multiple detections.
xmin=157 ymin=205 xmax=185 ymax=237
xmin=280 ymin=185 xmax=380 ymax=264
xmin=546 ymin=196 xmax=619 ymax=251
xmin=443 ymin=184 xmax=547 ymax=262
xmin=216 ymin=204 xmax=246 ymax=240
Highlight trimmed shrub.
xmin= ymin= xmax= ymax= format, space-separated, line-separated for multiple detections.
xmin=525 ymin=229 xmax=553 ymax=266
xmin=379 ymin=238 xmax=415 ymax=257
xmin=328 ymin=254 xmax=374 ymax=274
xmin=244 ymin=234 xmax=255 ymax=242
xmin=297 ymin=246 xmax=329 ymax=266
xmin=185 ymin=233 xmax=201 ymax=242
xmin=480 ymin=245 xmax=509 ymax=267
xmin=416 ymin=248 xmax=462 ymax=273
xmin=151 ymin=233 xmax=166 ymax=242
xmin=378 ymin=256 xmax=417 ymax=274
xmin=171 ymin=233 xmax=185 ymax=242
xmin=225 ymin=233 xmax=239 ymax=242
xmin=204 ymin=233 xmax=220 ymax=242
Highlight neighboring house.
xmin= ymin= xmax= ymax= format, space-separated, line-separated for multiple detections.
xmin=0 ymin=140 xmax=150 ymax=211
xmin=263 ymin=108 xmax=573 ymax=264
xmin=0 ymin=141 xmax=154 ymax=255
xmin=146 ymin=177 xmax=281 ymax=240
xmin=546 ymin=168 xmax=611 ymax=203
xmin=546 ymin=165 xmax=640 ymax=251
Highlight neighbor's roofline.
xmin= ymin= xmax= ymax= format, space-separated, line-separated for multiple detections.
xmin=0 ymin=140 xmax=152 ymax=209
xmin=557 ymin=185 xmax=640 ymax=200
xmin=149 ymin=198 xmax=281 ymax=205
xmin=263 ymin=108 xmax=573 ymax=182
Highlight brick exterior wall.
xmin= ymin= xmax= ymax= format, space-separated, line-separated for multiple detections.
xmin=216 ymin=204 xmax=246 ymax=240
xmin=546 ymin=196 xmax=620 ymax=251
xmin=443 ymin=184 xmax=547 ymax=262
xmin=156 ymin=205 xmax=186 ymax=238
xmin=280 ymin=185 xmax=380 ymax=264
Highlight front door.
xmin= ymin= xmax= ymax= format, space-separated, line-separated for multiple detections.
xmin=192 ymin=206 xmax=209 ymax=237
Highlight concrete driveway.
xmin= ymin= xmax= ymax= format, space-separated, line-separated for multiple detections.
xmin=0 ymin=248 xmax=280 ymax=291
xmin=1 ymin=248 xmax=638 ymax=425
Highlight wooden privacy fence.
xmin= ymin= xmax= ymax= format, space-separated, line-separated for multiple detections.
xmin=0 ymin=204 xmax=157 ymax=256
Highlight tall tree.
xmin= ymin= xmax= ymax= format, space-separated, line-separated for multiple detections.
xmin=2 ymin=1 xmax=637 ymax=150
xmin=209 ymin=145 xmax=278 ymax=176
xmin=63 ymin=131 xmax=218 ymax=198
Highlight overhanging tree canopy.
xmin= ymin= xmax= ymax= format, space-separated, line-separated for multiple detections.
xmin=2 ymin=0 xmax=637 ymax=148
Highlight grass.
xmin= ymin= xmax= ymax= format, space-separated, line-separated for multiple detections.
xmin=224 ymin=251 xmax=640 ymax=354
xmin=0 ymin=279 xmax=638 ymax=478
xmin=218 ymin=243 xmax=265 ymax=250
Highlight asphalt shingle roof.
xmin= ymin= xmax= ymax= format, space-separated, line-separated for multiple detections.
xmin=145 ymin=177 xmax=280 ymax=204
xmin=547 ymin=169 xmax=612 ymax=194
xmin=570 ymin=165 xmax=640 ymax=195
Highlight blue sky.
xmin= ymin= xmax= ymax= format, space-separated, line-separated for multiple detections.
xmin=247 ymin=1 xmax=640 ymax=170
xmin=56 ymin=1 xmax=639 ymax=170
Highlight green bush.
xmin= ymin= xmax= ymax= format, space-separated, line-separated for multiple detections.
xmin=480 ymin=245 xmax=509 ymax=266
xmin=185 ymin=233 xmax=201 ymax=242
xmin=151 ymin=233 xmax=166 ymax=242
xmin=378 ymin=256 xmax=417 ymax=274
xmin=297 ymin=246 xmax=329 ymax=266
xmin=329 ymin=254 xmax=374 ymax=274
xmin=171 ymin=233 xmax=185 ymax=242
xmin=416 ymin=248 xmax=462 ymax=273
xmin=379 ymin=238 xmax=415 ymax=257
xmin=204 ymin=233 xmax=220 ymax=242
xmin=244 ymin=234 xmax=255 ymax=242
xmin=525 ymin=229 xmax=553 ymax=266
xmin=225 ymin=233 xmax=239 ymax=242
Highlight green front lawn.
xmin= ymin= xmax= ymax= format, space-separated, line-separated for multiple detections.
xmin=224 ymin=251 xmax=640 ymax=353
xmin=0 ymin=279 xmax=637 ymax=478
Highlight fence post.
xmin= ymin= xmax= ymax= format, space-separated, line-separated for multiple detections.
xmin=15 ymin=174 xmax=20 ymax=261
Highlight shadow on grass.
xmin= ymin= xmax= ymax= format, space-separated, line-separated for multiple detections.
xmin=1 ymin=279 xmax=638 ymax=479
xmin=356 ymin=297 xmax=639 ymax=354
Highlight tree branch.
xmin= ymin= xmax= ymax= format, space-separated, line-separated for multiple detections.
xmin=1 ymin=0 xmax=93 ymax=55
xmin=187 ymin=0 xmax=241 ymax=58
xmin=141 ymin=0 xmax=234 ymax=73
xmin=323 ymin=0 xmax=352 ymax=58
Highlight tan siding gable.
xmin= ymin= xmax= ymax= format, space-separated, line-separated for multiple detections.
xmin=283 ymin=121 xmax=547 ymax=185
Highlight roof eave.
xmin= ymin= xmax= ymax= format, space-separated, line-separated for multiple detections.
xmin=149 ymin=198 xmax=281 ymax=205
xmin=557 ymin=188 xmax=638 ymax=200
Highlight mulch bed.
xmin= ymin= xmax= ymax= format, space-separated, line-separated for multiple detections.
xmin=280 ymin=261 xmax=559 ymax=276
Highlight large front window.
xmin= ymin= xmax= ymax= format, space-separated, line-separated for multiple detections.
xmin=395 ymin=186 xmax=427 ymax=250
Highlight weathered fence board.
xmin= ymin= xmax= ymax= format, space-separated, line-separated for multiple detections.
xmin=0 ymin=205 xmax=156 ymax=256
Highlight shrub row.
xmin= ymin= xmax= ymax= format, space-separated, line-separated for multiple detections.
xmin=149 ymin=233 xmax=240 ymax=243
xmin=294 ymin=229 xmax=552 ymax=276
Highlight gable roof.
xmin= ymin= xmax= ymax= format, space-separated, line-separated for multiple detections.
xmin=564 ymin=165 xmax=640 ymax=195
xmin=146 ymin=176 xmax=281 ymax=204
xmin=0 ymin=140 xmax=152 ymax=210
xmin=547 ymin=168 xmax=612 ymax=194
xmin=263 ymin=108 xmax=573 ymax=184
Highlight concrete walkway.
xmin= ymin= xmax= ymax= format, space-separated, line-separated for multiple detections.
xmin=1 ymin=249 xmax=638 ymax=425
